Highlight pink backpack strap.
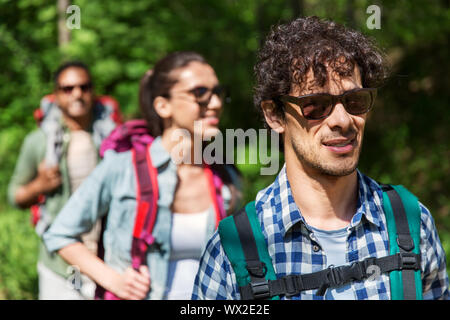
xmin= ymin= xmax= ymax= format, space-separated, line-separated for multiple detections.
xmin=96 ymin=143 xmax=158 ymax=300
xmin=204 ymin=164 xmax=226 ymax=228
xmin=131 ymin=144 xmax=159 ymax=270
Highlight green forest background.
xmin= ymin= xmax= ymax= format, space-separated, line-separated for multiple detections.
xmin=0 ymin=0 xmax=449 ymax=299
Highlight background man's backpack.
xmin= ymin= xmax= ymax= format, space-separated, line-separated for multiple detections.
xmin=219 ymin=184 xmax=422 ymax=300
xmin=95 ymin=119 xmax=227 ymax=300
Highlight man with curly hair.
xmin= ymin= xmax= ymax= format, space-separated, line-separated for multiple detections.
xmin=192 ymin=16 xmax=449 ymax=300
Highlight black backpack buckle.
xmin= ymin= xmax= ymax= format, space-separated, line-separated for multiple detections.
xmin=316 ymin=265 xmax=345 ymax=296
xmin=399 ymin=252 xmax=421 ymax=270
xmin=246 ymin=261 xmax=270 ymax=299
xmin=341 ymin=260 xmax=367 ymax=282
xmin=246 ymin=260 xmax=267 ymax=278
xmin=250 ymin=279 xmax=271 ymax=300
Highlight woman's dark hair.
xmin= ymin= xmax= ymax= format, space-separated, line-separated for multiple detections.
xmin=254 ymin=16 xmax=389 ymax=124
xmin=139 ymin=51 xmax=207 ymax=137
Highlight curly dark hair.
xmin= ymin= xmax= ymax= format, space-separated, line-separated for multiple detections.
xmin=254 ymin=16 xmax=389 ymax=123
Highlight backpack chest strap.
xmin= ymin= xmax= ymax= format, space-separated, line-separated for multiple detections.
xmin=240 ymin=252 xmax=420 ymax=299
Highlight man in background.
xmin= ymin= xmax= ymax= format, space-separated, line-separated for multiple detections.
xmin=8 ymin=61 xmax=121 ymax=299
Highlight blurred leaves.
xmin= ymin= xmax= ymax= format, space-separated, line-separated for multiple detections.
xmin=0 ymin=0 xmax=449 ymax=298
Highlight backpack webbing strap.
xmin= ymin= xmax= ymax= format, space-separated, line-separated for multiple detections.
xmin=238 ymin=251 xmax=420 ymax=299
xmin=218 ymin=202 xmax=279 ymax=300
xmin=381 ymin=184 xmax=422 ymax=300
xmin=233 ymin=206 xmax=269 ymax=298
xmin=131 ymin=145 xmax=159 ymax=270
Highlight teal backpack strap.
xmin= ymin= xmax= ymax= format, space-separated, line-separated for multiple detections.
xmin=382 ymin=184 xmax=423 ymax=300
xmin=218 ymin=201 xmax=279 ymax=300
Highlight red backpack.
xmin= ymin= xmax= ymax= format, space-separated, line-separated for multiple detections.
xmin=95 ymin=119 xmax=226 ymax=300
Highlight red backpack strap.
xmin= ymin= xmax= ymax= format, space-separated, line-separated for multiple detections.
xmin=131 ymin=144 xmax=159 ymax=270
xmin=95 ymin=95 xmax=123 ymax=125
xmin=94 ymin=146 xmax=158 ymax=301
xmin=204 ymin=164 xmax=225 ymax=229
xmin=34 ymin=94 xmax=56 ymax=126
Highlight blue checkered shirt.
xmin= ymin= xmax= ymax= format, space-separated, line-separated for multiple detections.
xmin=192 ymin=165 xmax=449 ymax=300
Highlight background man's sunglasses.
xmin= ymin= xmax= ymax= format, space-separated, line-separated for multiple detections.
xmin=277 ymin=88 xmax=377 ymax=120
xmin=58 ymin=82 xmax=92 ymax=94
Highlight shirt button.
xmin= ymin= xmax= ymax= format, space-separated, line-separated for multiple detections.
xmin=312 ymin=245 xmax=321 ymax=252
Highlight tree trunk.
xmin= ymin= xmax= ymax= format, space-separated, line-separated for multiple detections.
xmin=290 ymin=0 xmax=304 ymax=18
xmin=57 ymin=0 xmax=70 ymax=47
xmin=346 ymin=0 xmax=356 ymax=29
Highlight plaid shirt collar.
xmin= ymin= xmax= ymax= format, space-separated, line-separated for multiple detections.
xmin=256 ymin=164 xmax=383 ymax=238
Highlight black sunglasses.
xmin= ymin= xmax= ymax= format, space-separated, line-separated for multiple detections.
xmin=58 ymin=82 xmax=93 ymax=94
xmin=187 ymin=85 xmax=226 ymax=107
xmin=277 ymin=88 xmax=377 ymax=120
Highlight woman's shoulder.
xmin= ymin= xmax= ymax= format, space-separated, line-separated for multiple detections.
xmin=102 ymin=148 xmax=134 ymax=161
xmin=96 ymin=149 xmax=134 ymax=179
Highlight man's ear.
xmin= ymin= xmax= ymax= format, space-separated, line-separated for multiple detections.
xmin=261 ymin=100 xmax=285 ymax=134
xmin=153 ymin=96 xmax=172 ymax=119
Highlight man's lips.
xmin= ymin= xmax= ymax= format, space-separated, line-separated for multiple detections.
xmin=322 ymin=137 xmax=356 ymax=153
xmin=69 ymin=100 xmax=86 ymax=108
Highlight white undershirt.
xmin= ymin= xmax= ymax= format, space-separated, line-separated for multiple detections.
xmin=164 ymin=209 xmax=209 ymax=300
xmin=67 ymin=130 xmax=100 ymax=255
xmin=67 ymin=130 xmax=97 ymax=192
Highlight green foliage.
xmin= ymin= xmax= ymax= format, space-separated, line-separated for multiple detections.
xmin=0 ymin=0 xmax=449 ymax=299
xmin=0 ymin=208 xmax=39 ymax=300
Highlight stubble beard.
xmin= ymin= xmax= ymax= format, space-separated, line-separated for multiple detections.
xmin=291 ymin=137 xmax=362 ymax=177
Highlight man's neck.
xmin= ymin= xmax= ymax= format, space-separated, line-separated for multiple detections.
xmin=286 ymin=161 xmax=359 ymax=231
xmin=62 ymin=113 xmax=92 ymax=132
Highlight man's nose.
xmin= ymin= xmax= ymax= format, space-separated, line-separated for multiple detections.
xmin=71 ymin=86 xmax=83 ymax=98
xmin=325 ymin=102 xmax=352 ymax=130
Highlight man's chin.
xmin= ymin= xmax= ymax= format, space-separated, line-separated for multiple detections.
xmin=312 ymin=160 xmax=359 ymax=177
xmin=66 ymin=105 xmax=91 ymax=118
xmin=321 ymin=167 xmax=357 ymax=177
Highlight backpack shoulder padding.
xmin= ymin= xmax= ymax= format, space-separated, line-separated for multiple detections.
xmin=382 ymin=184 xmax=423 ymax=300
xmin=218 ymin=201 xmax=279 ymax=300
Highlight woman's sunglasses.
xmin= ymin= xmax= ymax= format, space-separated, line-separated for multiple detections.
xmin=277 ymin=88 xmax=377 ymax=120
xmin=187 ymin=85 xmax=226 ymax=108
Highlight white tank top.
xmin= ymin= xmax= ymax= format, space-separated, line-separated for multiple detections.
xmin=164 ymin=209 xmax=209 ymax=300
